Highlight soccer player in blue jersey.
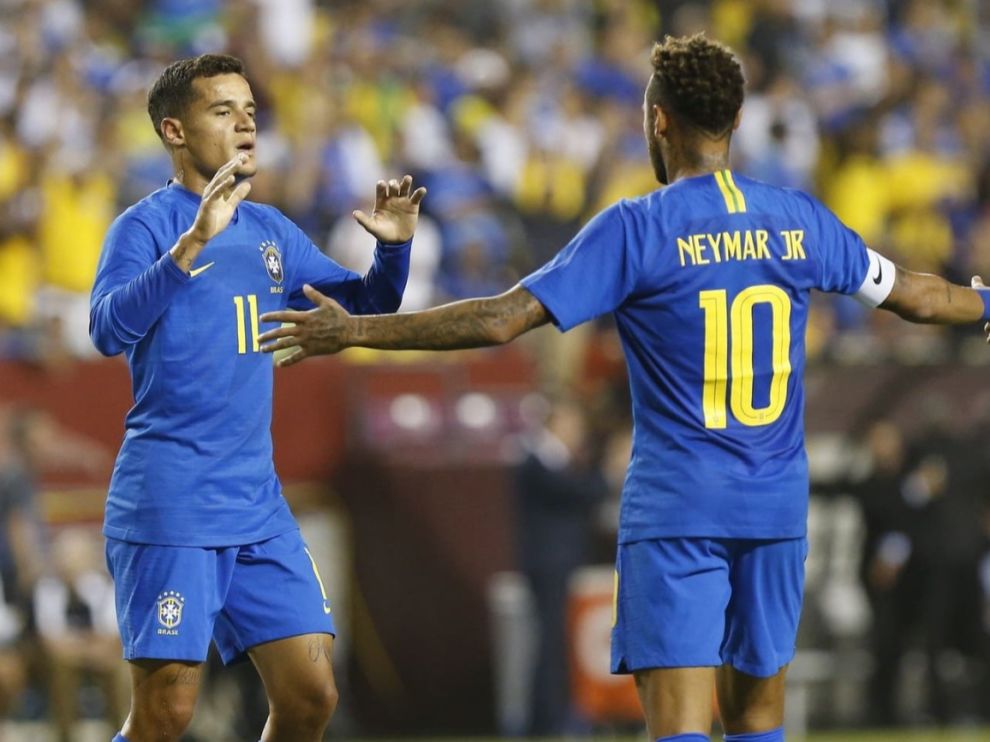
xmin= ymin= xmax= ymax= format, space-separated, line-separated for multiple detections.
xmin=89 ymin=54 xmax=425 ymax=742
xmin=258 ymin=35 xmax=990 ymax=742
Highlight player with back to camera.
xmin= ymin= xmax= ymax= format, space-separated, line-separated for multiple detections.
xmin=89 ymin=54 xmax=425 ymax=742
xmin=258 ymin=35 xmax=990 ymax=742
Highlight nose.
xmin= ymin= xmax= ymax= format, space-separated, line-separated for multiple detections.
xmin=236 ymin=110 xmax=255 ymax=132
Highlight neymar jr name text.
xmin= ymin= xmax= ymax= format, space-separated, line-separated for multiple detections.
xmin=676 ymin=229 xmax=807 ymax=268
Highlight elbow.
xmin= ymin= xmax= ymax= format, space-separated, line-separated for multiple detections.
xmin=903 ymin=292 xmax=939 ymax=323
xmin=488 ymin=324 xmax=514 ymax=346
xmin=89 ymin=331 xmax=122 ymax=357
xmin=484 ymin=311 xmax=520 ymax=346
xmin=885 ymin=293 xmax=935 ymax=324
xmin=88 ymin=313 xmax=124 ymax=357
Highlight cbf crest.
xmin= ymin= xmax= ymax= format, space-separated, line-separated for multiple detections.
xmin=260 ymin=240 xmax=283 ymax=284
xmin=157 ymin=591 xmax=185 ymax=636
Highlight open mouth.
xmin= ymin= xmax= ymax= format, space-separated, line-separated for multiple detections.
xmin=237 ymin=143 xmax=255 ymax=154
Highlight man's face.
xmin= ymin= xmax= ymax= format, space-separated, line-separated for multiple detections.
xmin=177 ymin=73 xmax=257 ymax=180
xmin=643 ymin=91 xmax=668 ymax=185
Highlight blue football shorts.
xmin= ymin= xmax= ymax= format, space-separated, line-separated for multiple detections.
xmin=105 ymin=529 xmax=336 ymax=665
xmin=611 ymin=536 xmax=807 ymax=678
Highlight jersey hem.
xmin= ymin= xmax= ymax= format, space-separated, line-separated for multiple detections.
xmin=102 ymin=522 xmax=298 ymax=549
xmin=617 ymin=526 xmax=808 ymax=544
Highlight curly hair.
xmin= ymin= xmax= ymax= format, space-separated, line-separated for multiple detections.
xmin=646 ymin=34 xmax=744 ymax=138
xmin=147 ymin=54 xmax=246 ymax=142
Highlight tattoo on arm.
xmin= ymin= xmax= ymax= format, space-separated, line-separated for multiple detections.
xmin=352 ymin=286 xmax=550 ymax=350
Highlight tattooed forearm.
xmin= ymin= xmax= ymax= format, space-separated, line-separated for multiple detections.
xmin=881 ymin=266 xmax=984 ymax=324
xmin=350 ymin=286 xmax=550 ymax=350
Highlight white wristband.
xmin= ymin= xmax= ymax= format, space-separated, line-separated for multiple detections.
xmin=854 ymin=248 xmax=896 ymax=307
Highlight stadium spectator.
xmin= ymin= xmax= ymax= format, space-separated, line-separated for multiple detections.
xmin=32 ymin=527 xmax=127 ymax=742
xmin=513 ymin=397 xmax=608 ymax=735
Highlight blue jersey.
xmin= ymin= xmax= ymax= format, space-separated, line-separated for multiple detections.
xmin=522 ymin=171 xmax=870 ymax=542
xmin=91 ymin=182 xmax=411 ymax=547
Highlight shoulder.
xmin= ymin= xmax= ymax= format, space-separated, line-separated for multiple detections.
xmin=105 ymin=192 xmax=168 ymax=243
xmin=239 ymin=201 xmax=304 ymax=239
xmin=242 ymin=200 xmax=292 ymax=226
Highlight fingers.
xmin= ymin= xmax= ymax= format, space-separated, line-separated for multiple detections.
xmin=213 ymin=154 xmax=246 ymax=185
xmin=352 ymin=209 xmax=374 ymax=233
xmin=205 ymin=153 xmax=248 ymax=199
xmin=972 ymin=275 xmax=986 ymax=289
xmin=276 ymin=348 xmax=306 ymax=368
xmin=302 ymin=283 xmax=333 ymax=305
xmin=261 ymin=336 xmax=301 ymax=353
xmin=228 ymin=180 xmax=252 ymax=207
xmin=372 ymin=175 xmax=425 ymax=207
xmin=258 ymin=310 xmax=308 ymax=331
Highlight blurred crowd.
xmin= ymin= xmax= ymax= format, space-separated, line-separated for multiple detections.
xmin=0 ymin=0 xmax=989 ymax=365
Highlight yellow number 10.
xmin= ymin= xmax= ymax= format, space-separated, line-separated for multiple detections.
xmin=698 ymin=285 xmax=792 ymax=429
xmin=233 ymin=294 xmax=260 ymax=354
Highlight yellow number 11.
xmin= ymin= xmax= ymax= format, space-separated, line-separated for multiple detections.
xmin=698 ymin=285 xmax=792 ymax=429
xmin=233 ymin=294 xmax=260 ymax=354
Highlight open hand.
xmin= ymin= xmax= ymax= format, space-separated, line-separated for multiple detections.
xmin=259 ymin=285 xmax=353 ymax=367
xmin=189 ymin=153 xmax=253 ymax=244
xmin=353 ymin=175 xmax=426 ymax=244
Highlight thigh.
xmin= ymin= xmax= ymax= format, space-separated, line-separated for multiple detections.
xmin=721 ymin=537 xmax=807 ymax=677
xmin=612 ymin=537 xmax=731 ymax=674
xmin=249 ymin=633 xmax=336 ymax=704
xmin=105 ymin=538 xmax=233 ymax=662
xmin=213 ymin=530 xmax=335 ymax=665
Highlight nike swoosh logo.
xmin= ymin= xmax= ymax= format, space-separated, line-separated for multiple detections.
xmin=871 ymin=259 xmax=882 ymax=285
xmin=323 ymin=601 xmax=333 ymax=615
xmin=190 ymin=261 xmax=215 ymax=278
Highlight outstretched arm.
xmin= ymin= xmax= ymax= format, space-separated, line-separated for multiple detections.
xmin=879 ymin=267 xmax=987 ymax=324
xmin=259 ymin=284 xmax=551 ymax=366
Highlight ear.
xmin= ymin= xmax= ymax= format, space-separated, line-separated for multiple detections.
xmin=732 ymin=108 xmax=742 ymax=131
xmin=653 ymin=104 xmax=669 ymax=139
xmin=160 ymin=117 xmax=185 ymax=148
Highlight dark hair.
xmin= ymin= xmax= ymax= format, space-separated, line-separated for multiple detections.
xmin=147 ymin=54 xmax=245 ymax=142
xmin=646 ymin=34 xmax=744 ymax=138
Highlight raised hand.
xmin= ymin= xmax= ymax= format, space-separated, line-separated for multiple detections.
xmin=190 ymin=153 xmax=253 ymax=244
xmin=171 ymin=154 xmax=253 ymax=273
xmin=259 ymin=285 xmax=353 ymax=367
xmin=352 ymin=175 xmax=427 ymax=245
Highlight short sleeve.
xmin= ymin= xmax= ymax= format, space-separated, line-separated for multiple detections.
xmin=520 ymin=202 xmax=639 ymax=331
xmin=804 ymin=194 xmax=871 ymax=295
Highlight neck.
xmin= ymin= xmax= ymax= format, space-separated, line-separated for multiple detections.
xmin=173 ymin=158 xmax=209 ymax=195
xmin=665 ymin=137 xmax=732 ymax=183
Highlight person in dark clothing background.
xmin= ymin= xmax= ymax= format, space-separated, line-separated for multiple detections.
xmin=514 ymin=397 xmax=608 ymax=736
xmin=848 ymin=421 xmax=924 ymax=726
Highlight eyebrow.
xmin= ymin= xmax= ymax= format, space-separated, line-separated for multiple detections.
xmin=207 ymin=99 xmax=256 ymax=109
